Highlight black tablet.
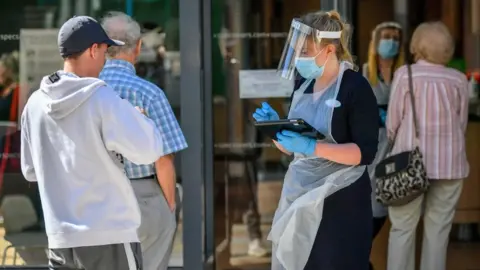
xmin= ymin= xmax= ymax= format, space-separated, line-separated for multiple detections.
xmin=254 ymin=118 xmax=325 ymax=140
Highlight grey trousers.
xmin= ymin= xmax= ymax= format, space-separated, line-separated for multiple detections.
xmin=48 ymin=242 xmax=142 ymax=270
xmin=131 ymin=179 xmax=176 ymax=270
xmin=243 ymin=201 xmax=262 ymax=240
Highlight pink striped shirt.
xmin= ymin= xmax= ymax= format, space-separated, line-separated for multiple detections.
xmin=386 ymin=60 xmax=470 ymax=180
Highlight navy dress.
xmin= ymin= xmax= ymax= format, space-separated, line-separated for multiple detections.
xmin=289 ymin=70 xmax=379 ymax=270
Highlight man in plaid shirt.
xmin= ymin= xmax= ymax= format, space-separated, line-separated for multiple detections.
xmin=99 ymin=12 xmax=188 ymax=270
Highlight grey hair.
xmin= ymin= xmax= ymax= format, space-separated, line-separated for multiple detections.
xmin=101 ymin=11 xmax=141 ymax=57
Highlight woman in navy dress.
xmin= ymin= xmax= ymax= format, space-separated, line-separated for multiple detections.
xmin=253 ymin=10 xmax=378 ymax=270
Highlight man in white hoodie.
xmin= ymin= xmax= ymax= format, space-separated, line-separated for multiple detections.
xmin=20 ymin=16 xmax=164 ymax=270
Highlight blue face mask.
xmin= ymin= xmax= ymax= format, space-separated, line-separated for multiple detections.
xmin=377 ymin=39 xmax=399 ymax=59
xmin=295 ymin=52 xmax=326 ymax=80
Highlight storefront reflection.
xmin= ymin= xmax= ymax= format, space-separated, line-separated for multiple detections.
xmin=0 ymin=122 xmax=47 ymax=266
xmin=0 ymin=49 xmax=47 ymax=266
xmin=210 ymin=0 xmax=322 ymax=268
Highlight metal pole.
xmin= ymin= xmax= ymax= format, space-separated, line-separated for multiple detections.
xmin=202 ymin=0 xmax=215 ymax=264
xmin=125 ymin=0 xmax=133 ymax=16
xmin=472 ymin=0 xmax=480 ymax=69
xmin=393 ymin=0 xmax=410 ymax=62
xmin=180 ymin=0 xmax=205 ymax=268
xmin=336 ymin=0 xmax=352 ymax=23
xmin=91 ymin=0 xmax=102 ymax=17
xmin=321 ymin=0 xmax=335 ymax=11
xmin=75 ymin=0 xmax=87 ymax=15
xmin=394 ymin=0 xmax=409 ymax=38
xmin=57 ymin=0 xmax=71 ymax=26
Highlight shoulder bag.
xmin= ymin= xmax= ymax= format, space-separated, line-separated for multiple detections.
xmin=374 ymin=64 xmax=429 ymax=206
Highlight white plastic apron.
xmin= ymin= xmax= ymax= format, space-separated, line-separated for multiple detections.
xmin=371 ymin=79 xmax=390 ymax=105
xmin=362 ymin=66 xmax=391 ymax=217
xmin=367 ymin=127 xmax=390 ymax=217
xmin=268 ymin=62 xmax=367 ymax=270
xmin=362 ymin=63 xmax=391 ymax=105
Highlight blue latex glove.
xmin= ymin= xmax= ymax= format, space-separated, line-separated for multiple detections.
xmin=379 ymin=108 xmax=387 ymax=125
xmin=276 ymin=130 xmax=317 ymax=156
xmin=253 ymin=102 xmax=280 ymax=122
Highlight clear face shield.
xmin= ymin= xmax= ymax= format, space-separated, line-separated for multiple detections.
xmin=277 ymin=19 xmax=342 ymax=80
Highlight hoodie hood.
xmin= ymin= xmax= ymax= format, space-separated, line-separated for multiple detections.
xmin=39 ymin=72 xmax=106 ymax=119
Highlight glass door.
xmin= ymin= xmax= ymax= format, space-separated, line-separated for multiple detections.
xmin=208 ymin=0 xmax=320 ymax=269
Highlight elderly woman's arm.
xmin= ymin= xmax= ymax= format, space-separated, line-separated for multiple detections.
xmin=313 ymin=76 xmax=379 ymax=165
xmin=386 ymin=66 xmax=407 ymax=140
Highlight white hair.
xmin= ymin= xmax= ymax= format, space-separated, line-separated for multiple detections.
xmin=101 ymin=11 xmax=141 ymax=57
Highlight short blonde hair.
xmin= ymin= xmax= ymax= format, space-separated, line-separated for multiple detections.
xmin=410 ymin=21 xmax=454 ymax=65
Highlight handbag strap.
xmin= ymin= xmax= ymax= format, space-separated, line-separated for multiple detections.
xmin=406 ymin=64 xmax=420 ymax=141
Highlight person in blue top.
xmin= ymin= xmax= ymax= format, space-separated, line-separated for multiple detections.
xmin=361 ymin=22 xmax=405 ymax=270
xmin=100 ymin=11 xmax=188 ymax=270
xmin=253 ymin=10 xmax=378 ymax=270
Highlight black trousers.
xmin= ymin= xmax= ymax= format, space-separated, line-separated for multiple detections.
xmin=304 ymin=173 xmax=373 ymax=270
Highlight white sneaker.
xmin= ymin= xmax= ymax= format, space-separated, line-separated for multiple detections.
xmin=176 ymin=183 xmax=183 ymax=204
xmin=247 ymin=238 xmax=268 ymax=257
xmin=175 ymin=183 xmax=183 ymax=221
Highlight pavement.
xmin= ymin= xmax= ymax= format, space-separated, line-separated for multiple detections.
xmin=0 ymin=180 xmax=281 ymax=268
xmin=1 ymin=178 xmax=479 ymax=270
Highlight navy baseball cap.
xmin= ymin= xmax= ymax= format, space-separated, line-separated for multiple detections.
xmin=58 ymin=16 xmax=125 ymax=58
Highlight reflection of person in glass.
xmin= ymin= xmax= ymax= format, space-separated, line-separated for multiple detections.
xmin=0 ymin=51 xmax=46 ymax=268
xmin=0 ymin=52 xmax=20 ymax=189
xmin=252 ymin=11 xmax=378 ymax=269
xmin=0 ymin=52 xmax=19 ymax=123
xmin=361 ymin=21 xmax=405 ymax=270
xmin=136 ymin=22 xmax=166 ymax=89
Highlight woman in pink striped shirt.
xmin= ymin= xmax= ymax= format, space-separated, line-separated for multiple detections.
xmin=386 ymin=22 xmax=470 ymax=270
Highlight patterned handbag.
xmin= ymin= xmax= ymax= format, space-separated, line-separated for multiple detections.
xmin=374 ymin=64 xmax=429 ymax=206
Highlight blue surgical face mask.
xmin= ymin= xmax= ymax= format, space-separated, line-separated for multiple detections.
xmin=295 ymin=51 xmax=327 ymax=80
xmin=377 ymin=39 xmax=399 ymax=59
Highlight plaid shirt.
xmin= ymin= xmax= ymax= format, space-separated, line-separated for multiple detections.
xmin=100 ymin=59 xmax=187 ymax=179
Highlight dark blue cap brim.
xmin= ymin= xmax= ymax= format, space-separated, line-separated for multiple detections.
xmin=104 ymin=39 xmax=125 ymax=47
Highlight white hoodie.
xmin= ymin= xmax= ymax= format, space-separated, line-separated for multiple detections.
xmin=20 ymin=71 xmax=164 ymax=249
